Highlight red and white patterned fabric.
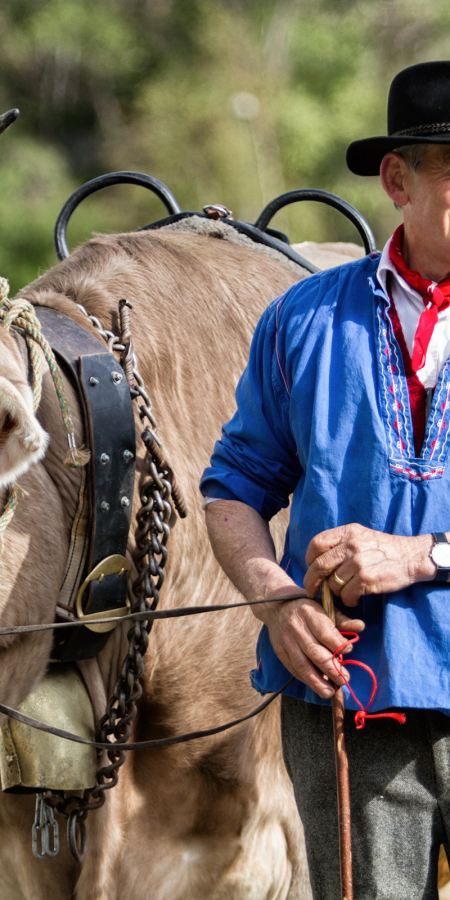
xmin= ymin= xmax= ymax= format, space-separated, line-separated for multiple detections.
xmin=377 ymin=229 xmax=450 ymax=389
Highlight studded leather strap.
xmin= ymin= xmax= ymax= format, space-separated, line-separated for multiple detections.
xmin=35 ymin=307 xmax=136 ymax=659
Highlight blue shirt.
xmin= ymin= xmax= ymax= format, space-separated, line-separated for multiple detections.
xmin=200 ymin=254 xmax=450 ymax=715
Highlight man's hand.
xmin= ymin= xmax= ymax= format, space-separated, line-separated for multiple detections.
xmin=254 ymin=587 xmax=365 ymax=699
xmin=304 ymin=523 xmax=437 ymax=606
xmin=205 ymin=500 xmax=365 ymax=700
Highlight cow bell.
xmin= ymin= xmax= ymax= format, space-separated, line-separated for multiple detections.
xmin=0 ymin=663 xmax=97 ymax=792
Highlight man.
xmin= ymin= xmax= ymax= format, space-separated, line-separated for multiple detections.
xmin=200 ymin=61 xmax=450 ymax=899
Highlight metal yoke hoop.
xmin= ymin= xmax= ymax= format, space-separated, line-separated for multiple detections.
xmin=54 ymin=173 xmax=376 ymax=268
xmin=254 ymin=188 xmax=377 ymax=255
xmin=54 ymin=172 xmax=182 ymax=260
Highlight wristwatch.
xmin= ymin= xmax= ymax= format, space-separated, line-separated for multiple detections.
xmin=430 ymin=533 xmax=450 ymax=582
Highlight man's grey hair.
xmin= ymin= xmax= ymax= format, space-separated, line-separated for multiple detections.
xmin=393 ymin=144 xmax=429 ymax=172
xmin=391 ymin=144 xmax=429 ymax=210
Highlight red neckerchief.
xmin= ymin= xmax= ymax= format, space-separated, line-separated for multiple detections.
xmin=388 ymin=295 xmax=427 ymax=457
xmin=389 ymin=224 xmax=450 ymax=372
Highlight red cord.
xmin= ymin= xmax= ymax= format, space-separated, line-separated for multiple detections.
xmin=332 ymin=632 xmax=406 ymax=730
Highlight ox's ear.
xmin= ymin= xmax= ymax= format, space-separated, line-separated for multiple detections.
xmin=0 ymin=376 xmax=49 ymax=488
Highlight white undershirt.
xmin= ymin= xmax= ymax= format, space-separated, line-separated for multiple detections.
xmin=377 ymin=239 xmax=450 ymax=390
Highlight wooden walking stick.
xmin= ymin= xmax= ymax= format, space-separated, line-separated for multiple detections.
xmin=322 ymin=580 xmax=353 ymax=900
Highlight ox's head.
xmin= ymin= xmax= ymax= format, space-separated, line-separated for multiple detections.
xmin=0 ymin=328 xmax=48 ymax=488
xmin=0 ymin=113 xmax=47 ymax=483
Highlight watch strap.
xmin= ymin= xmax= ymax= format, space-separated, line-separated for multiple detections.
xmin=432 ymin=533 xmax=450 ymax=582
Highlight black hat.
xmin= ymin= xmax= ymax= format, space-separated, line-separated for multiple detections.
xmin=347 ymin=62 xmax=450 ymax=176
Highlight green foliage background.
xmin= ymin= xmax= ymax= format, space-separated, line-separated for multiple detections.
xmin=0 ymin=0 xmax=448 ymax=293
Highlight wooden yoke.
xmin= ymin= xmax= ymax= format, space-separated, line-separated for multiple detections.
xmin=322 ymin=581 xmax=353 ymax=900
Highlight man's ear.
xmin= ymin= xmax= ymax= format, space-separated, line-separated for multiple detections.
xmin=380 ymin=152 xmax=410 ymax=208
xmin=0 ymin=377 xmax=48 ymax=488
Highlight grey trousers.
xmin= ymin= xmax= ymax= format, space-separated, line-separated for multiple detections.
xmin=281 ymin=695 xmax=450 ymax=900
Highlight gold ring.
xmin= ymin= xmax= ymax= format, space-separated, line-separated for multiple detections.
xmin=332 ymin=571 xmax=346 ymax=587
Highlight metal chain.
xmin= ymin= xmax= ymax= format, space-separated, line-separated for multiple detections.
xmin=42 ymin=299 xmax=186 ymax=862
xmin=76 ymin=303 xmax=126 ymax=355
xmin=75 ymin=301 xmax=185 ymax=516
xmin=32 ymin=794 xmax=60 ymax=859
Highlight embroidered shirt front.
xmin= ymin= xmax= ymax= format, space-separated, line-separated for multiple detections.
xmin=378 ymin=238 xmax=450 ymax=389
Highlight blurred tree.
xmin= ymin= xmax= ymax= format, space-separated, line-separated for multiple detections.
xmin=0 ymin=0 xmax=449 ymax=292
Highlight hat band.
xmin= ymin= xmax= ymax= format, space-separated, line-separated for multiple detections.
xmin=392 ymin=122 xmax=450 ymax=136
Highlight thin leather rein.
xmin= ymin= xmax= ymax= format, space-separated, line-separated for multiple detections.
xmin=0 ymin=594 xmax=306 ymax=749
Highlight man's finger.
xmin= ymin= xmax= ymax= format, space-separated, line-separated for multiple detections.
xmin=297 ymin=618 xmax=353 ymax=685
xmin=278 ymin=633 xmax=337 ymax=697
xmin=297 ymin=601 xmax=351 ymax=653
xmin=340 ymin=580 xmax=365 ymax=606
xmin=330 ymin=561 xmax=356 ymax=590
xmin=282 ymin=632 xmax=347 ymax=695
xmin=305 ymin=525 xmax=352 ymax=566
xmin=304 ymin=546 xmax=351 ymax=595
xmin=335 ymin=610 xmax=365 ymax=633
xmin=292 ymin=624 xmax=349 ymax=680
xmin=281 ymin=607 xmax=351 ymax=684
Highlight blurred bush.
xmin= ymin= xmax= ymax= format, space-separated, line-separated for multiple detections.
xmin=0 ymin=0 xmax=448 ymax=292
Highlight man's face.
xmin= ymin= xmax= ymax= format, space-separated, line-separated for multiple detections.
xmin=402 ymin=145 xmax=450 ymax=262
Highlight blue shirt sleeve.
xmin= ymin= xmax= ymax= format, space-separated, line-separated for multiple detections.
xmin=200 ymin=293 xmax=302 ymax=520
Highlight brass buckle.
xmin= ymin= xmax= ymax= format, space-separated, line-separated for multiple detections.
xmin=75 ymin=554 xmax=131 ymax=633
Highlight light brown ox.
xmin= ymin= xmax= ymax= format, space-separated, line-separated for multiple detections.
xmin=0 ymin=227 xmax=324 ymax=900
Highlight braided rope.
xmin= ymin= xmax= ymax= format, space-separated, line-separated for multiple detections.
xmin=0 ymin=278 xmax=89 ymax=469
xmin=1 ymin=295 xmax=42 ymax=410
xmin=0 ymin=277 xmax=89 ymax=550
xmin=393 ymin=123 xmax=450 ymax=136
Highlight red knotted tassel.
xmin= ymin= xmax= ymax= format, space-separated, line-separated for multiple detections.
xmin=332 ymin=633 xmax=406 ymax=729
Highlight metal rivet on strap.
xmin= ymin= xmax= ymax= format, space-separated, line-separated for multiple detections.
xmin=111 ymin=371 xmax=123 ymax=384
xmin=121 ymin=496 xmax=130 ymax=508
xmin=101 ymin=501 xmax=110 ymax=512
xmin=123 ymin=449 xmax=133 ymax=462
xmin=89 ymin=376 xmax=99 ymax=386
xmin=100 ymin=453 xmax=110 ymax=465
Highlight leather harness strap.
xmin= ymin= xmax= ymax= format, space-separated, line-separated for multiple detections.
xmin=0 ymin=596 xmax=301 ymax=751
xmin=0 ymin=676 xmax=294 ymax=751
xmin=35 ymin=307 xmax=136 ymax=661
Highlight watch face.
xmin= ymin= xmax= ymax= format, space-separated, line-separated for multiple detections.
xmin=431 ymin=542 xmax=450 ymax=569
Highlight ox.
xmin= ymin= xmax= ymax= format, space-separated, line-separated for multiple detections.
xmin=0 ymin=225 xmax=333 ymax=900
xmin=6 ymin=106 xmax=447 ymax=900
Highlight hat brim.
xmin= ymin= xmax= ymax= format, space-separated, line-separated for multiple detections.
xmin=347 ymin=133 xmax=450 ymax=176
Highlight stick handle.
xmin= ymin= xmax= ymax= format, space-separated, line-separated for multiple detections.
xmin=322 ymin=580 xmax=353 ymax=900
xmin=322 ymin=580 xmax=336 ymax=623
